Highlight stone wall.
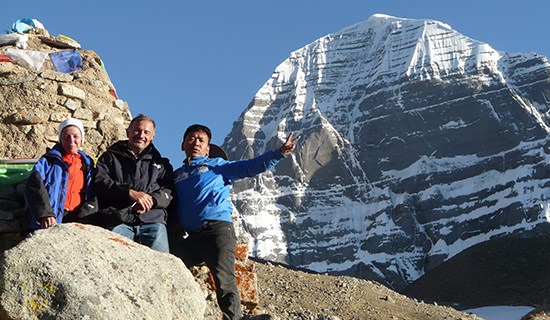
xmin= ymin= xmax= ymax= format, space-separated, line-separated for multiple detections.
xmin=0 ymin=28 xmax=130 ymax=160
xmin=0 ymin=25 xmax=131 ymax=249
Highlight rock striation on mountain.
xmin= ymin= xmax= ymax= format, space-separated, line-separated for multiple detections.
xmin=222 ymin=14 xmax=550 ymax=290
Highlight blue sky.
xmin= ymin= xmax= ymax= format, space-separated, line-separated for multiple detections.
xmin=1 ymin=1 xmax=549 ymax=164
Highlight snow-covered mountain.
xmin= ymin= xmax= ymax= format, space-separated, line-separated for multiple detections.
xmin=221 ymin=14 xmax=550 ymax=290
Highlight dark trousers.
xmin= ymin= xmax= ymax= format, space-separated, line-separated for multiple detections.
xmin=170 ymin=221 xmax=242 ymax=320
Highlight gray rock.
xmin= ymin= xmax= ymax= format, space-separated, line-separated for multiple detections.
xmin=0 ymin=223 xmax=206 ymax=319
xmin=40 ymin=70 xmax=73 ymax=82
xmin=58 ymin=83 xmax=86 ymax=100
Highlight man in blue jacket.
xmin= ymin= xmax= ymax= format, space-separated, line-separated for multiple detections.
xmin=171 ymin=124 xmax=299 ymax=320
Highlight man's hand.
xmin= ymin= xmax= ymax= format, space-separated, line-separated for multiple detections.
xmin=129 ymin=189 xmax=154 ymax=214
xmin=280 ymin=132 xmax=300 ymax=157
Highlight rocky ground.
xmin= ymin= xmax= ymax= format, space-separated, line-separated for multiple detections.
xmin=4 ymin=230 xmax=550 ymax=319
xmin=240 ymin=236 xmax=550 ymax=320
xmin=246 ymin=258 xmax=481 ymax=320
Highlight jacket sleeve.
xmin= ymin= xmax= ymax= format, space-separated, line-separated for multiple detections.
xmin=150 ymin=158 xmax=174 ymax=210
xmin=217 ymin=149 xmax=284 ymax=181
xmin=94 ymin=152 xmax=133 ymax=209
xmin=165 ymin=190 xmax=181 ymax=235
xmin=77 ymin=195 xmax=98 ymax=218
xmin=77 ymin=155 xmax=98 ymax=218
xmin=24 ymin=160 xmax=55 ymax=221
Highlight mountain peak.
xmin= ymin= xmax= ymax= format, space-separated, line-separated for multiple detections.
xmin=361 ymin=14 xmax=499 ymax=80
xmin=224 ymin=13 xmax=550 ymax=290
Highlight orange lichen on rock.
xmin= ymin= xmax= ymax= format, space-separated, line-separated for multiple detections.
xmin=236 ymin=260 xmax=258 ymax=310
xmin=107 ymin=237 xmax=137 ymax=248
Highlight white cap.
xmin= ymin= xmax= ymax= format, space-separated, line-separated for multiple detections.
xmin=58 ymin=118 xmax=85 ymax=144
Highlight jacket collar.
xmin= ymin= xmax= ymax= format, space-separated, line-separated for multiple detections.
xmin=45 ymin=143 xmax=92 ymax=167
xmin=185 ymin=155 xmax=208 ymax=166
xmin=109 ymin=140 xmax=157 ymax=160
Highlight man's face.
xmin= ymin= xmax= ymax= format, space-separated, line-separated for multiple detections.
xmin=127 ymin=120 xmax=155 ymax=155
xmin=60 ymin=126 xmax=82 ymax=154
xmin=183 ymin=130 xmax=210 ymax=158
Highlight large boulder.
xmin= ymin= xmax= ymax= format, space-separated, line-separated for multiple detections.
xmin=0 ymin=223 xmax=206 ymax=319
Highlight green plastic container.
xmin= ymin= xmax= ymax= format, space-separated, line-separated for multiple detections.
xmin=0 ymin=159 xmax=37 ymax=186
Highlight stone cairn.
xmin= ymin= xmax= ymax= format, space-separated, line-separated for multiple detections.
xmin=0 ymin=22 xmax=130 ymax=249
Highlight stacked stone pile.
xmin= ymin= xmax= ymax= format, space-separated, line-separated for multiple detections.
xmin=0 ymin=24 xmax=130 ymax=160
xmin=0 ymin=20 xmax=131 ymax=246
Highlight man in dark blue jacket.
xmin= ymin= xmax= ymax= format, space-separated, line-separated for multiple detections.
xmin=171 ymin=124 xmax=299 ymax=320
xmin=95 ymin=114 xmax=173 ymax=252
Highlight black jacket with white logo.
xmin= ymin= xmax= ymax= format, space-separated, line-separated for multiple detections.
xmin=94 ymin=140 xmax=173 ymax=227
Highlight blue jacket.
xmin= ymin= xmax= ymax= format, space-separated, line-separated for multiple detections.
xmin=24 ymin=144 xmax=96 ymax=230
xmin=173 ymin=149 xmax=284 ymax=231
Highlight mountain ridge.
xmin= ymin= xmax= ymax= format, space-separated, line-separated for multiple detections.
xmin=223 ymin=13 xmax=550 ymax=290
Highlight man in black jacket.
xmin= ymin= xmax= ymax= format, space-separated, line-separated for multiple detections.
xmin=95 ymin=114 xmax=173 ymax=252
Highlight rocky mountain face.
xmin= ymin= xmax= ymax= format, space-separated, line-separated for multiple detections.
xmin=222 ymin=14 xmax=550 ymax=290
xmin=402 ymin=236 xmax=550 ymax=309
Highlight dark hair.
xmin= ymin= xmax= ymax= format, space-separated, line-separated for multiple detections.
xmin=129 ymin=114 xmax=156 ymax=129
xmin=183 ymin=124 xmax=211 ymax=142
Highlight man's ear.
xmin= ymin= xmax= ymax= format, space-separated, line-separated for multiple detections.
xmin=181 ymin=141 xmax=185 ymax=151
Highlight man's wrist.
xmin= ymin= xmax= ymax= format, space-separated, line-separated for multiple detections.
xmin=276 ymin=148 xmax=286 ymax=159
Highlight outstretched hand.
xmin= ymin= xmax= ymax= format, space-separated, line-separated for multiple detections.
xmin=280 ymin=132 xmax=300 ymax=157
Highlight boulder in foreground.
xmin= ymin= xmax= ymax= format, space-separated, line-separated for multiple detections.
xmin=0 ymin=223 xmax=205 ymax=319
